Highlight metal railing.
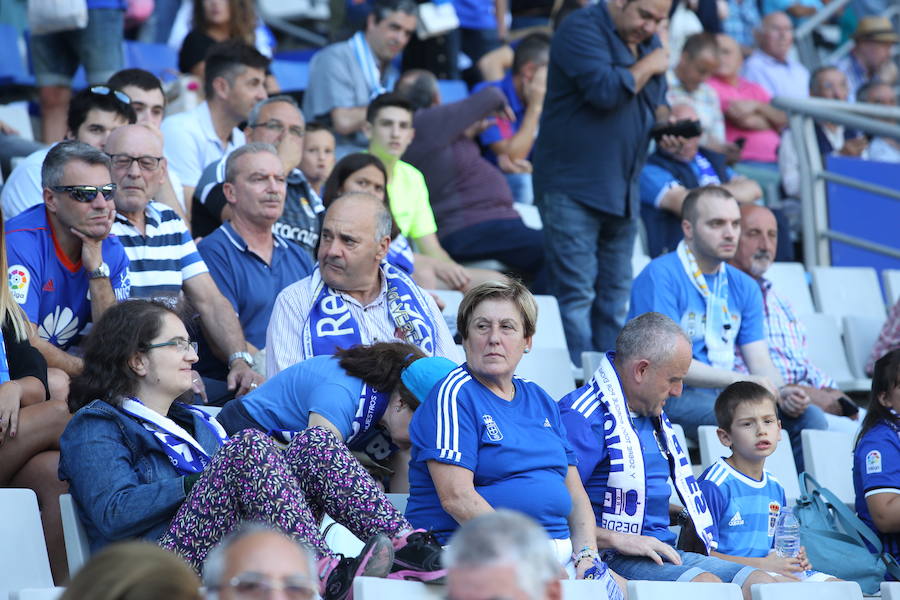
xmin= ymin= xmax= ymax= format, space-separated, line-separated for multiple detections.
xmin=771 ymin=96 xmax=900 ymax=268
xmin=794 ymin=1 xmax=900 ymax=69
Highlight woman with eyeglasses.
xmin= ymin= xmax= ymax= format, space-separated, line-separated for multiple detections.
xmin=0 ymin=209 xmax=71 ymax=583
xmin=59 ymin=299 xmax=445 ymax=600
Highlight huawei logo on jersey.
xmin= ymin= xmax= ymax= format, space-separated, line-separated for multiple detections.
xmin=39 ymin=306 xmax=80 ymax=346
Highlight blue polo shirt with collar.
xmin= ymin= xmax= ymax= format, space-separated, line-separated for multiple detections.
xmin=196 ymin=221 xmax=314 ymax=378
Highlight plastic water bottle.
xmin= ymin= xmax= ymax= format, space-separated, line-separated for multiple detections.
xmin=773 ymin=506 xmax=801 ymax=558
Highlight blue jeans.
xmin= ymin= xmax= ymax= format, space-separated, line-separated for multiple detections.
xmin=670 ymin=386 xmax=828 ymax=472
xmin=537 ymin=191 xmax=637 ymax=365
xmin=505 ymin=172 xmax=534 ymax=205
xmin=30 ymin=8 xmax=125 ymax=86
xmin=605 ymin=548 xmax=757 ymax=585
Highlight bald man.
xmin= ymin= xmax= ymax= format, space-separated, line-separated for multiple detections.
xmin=266 ymin=192 xmax=460 ymax=376
xmin=203 ymin=526 xmax=318 ymax=600
xmin=730 ymin=204 xmax=861 ymax=432
xmin=639 ymin=103 xmax=762 ymax=257
xmin=108 ymin=124 xmax=264 ymax=400
xmin=742 ymin=12 xmax=810 ymax=100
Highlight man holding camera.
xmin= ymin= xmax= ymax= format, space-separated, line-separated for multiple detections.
xmin=532 ymin=0 xmax=672 ymax=367
xmin=640 ymin=104 xmax=762 ymax=257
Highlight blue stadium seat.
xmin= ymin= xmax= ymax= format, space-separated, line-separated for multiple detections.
xmin=124 ymin=41 xmax=179 ymax=83
xmin=270 ymin=59 xmax=310 ymax=92
xmin=0 ymin=24 xmax=35 ymax=86
xmin=438 ymin=79 xmax=468 ymax=103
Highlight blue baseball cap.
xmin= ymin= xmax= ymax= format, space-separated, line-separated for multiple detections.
xmin=400 ymin=357 xmax=457 ymax=401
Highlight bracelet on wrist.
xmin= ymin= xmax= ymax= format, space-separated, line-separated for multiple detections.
xmin=572 ymin=547 xmax=600 ymax=564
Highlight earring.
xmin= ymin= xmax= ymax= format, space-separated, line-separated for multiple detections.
xmin=524 ymin=347 xmax=531 ymax=354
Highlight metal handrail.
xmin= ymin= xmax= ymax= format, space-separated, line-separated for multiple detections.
xmin=793 ymin=0 xmax=853 ymax=68
xmin=777 ymin=96 xmax=900 ymax=267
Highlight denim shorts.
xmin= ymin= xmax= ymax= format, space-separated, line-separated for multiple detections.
xmin=30 ymin=8 xmax=125 ymax=86
xmin=605 ymin=549 xmax=758 ymax=586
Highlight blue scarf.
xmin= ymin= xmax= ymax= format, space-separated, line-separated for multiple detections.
xmin=302 ymin=263 xmax=436 ymax=357
xmin=0 ymin=327 xmax=9 ymax=384
xmin=387 ymin=234 xmax=415 ymax=274
xmin=351 ymin=31 xmax=394 ymax=101
xmin=120 ymin=399 xmax=229 ymax=475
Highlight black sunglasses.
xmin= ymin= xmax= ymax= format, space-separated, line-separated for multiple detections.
xmin=90 ymin=85 xmax=131 ymax=106
xmin=50 ymin=183 xmax=117 ymax=203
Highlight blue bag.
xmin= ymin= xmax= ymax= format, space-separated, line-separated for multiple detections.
xmin=794 ymin=473 xmax=900 ymax=593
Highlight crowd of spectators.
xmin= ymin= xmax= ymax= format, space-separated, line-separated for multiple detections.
xmin=1 ymin=0 xmax=900 ymax=597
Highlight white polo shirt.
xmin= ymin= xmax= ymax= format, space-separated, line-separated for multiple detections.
xmin=160 ymin=102 xmax=245 ymax=190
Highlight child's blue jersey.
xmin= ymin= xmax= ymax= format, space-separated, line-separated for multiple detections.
xmin=853 ymin=420 xmax=900 ymax=565
xmin=6 ymin=205 xmax=130 ymax=350
xmin=698 ymin=457 xmax=786 ymax=557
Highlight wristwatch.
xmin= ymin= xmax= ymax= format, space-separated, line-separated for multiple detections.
xmin=88 ymin=262 xmax=110 ymax=279
xmin=227 ymin=351 xmax=254 ymax=369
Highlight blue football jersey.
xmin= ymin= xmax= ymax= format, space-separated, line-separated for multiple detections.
xmin=698 ymin=457 xmax=786 ymax=557
xmin=853 ymin=420 xmax=900 ymax=564
xmin=6 ymin=205 xmax=130 ymax=350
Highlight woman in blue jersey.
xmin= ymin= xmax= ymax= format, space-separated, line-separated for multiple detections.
xmin=406 ymin=280 xmax=621 ymax=591
xmin=216 ymin=341 xmax=457 ymax=491
xmin=854 ymin=348 xmax=900 ymax=572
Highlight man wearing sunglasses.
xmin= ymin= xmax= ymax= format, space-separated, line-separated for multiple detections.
xmin=203 ymin=524 xmax=318 ymax=600
xmin=107 ymin=124 xmax=264 ymax=401
xmin=2 ymin=86 xmax=136 ymax=221
xmin=192 ymin=96 xmax=323 ymax=258
xmin=5 ymin=141 xmax=131 ymax=381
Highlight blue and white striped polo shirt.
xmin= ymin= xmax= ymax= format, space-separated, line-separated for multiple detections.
xmin=112 ymin=201 xmax=208 ymax=299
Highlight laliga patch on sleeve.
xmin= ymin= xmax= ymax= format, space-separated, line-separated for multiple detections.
xmin=866 ymin=450 xmax=882 ymax=474
xmin=8 ymin=265 xmax=30 ymax=304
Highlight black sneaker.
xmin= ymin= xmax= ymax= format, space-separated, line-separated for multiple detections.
xmin=389 ymin=529 xmax=447 ymax=583
xmin=318 ymin=533 xmax=395 ymax=600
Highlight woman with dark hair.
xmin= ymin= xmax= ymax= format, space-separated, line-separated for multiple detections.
xmin=58 ymin=300 xmax=445 ymax=599
xmin=322 ymin=153 xmax=503 ymax=291
xmin=853 ymin=348 xmax=900 ymax=571
xmin=0 ymin=213 xmax=69 ymax=582
xmin=216 ymin=341 xmax=457 ymax=491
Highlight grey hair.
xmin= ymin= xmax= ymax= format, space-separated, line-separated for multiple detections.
xmin=224 ymin=142 xmax=279 ymax=184
xmin=331 ymin=191 xmax=392 ymax=242
xmin=41 ymin=140 xmax=111 ymax=189
xmin=444 ymin=510 xmax=559 ymax=600
xmin=616 ymin=312 xmax=691 ymax=366
xmin=202 ymin=523 xmax=318 ymax=600
xmin=247 ymin=95 xmax=302 ymax=127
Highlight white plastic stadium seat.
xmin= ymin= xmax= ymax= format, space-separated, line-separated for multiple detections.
xmin=751 ymin=581 xmax=863 ymax=600
xmin=10 ymin=589 xmax=65 ymax=600
xmin=810 ymin=266 xmax=887 ymax=321
xmin=843 ymin=315 xmax=883 ymax=380
xmin=765 ymin=262 xmax=815 ymax=315
xmin=802 ymin=313 xmax=869 ymax=392
xmin=59 ymin=493 xmax=91 ymax=576
xmin=560 ymin=579 xmax=615 ymax=600
xmin=883 ymin=269 xmax=900 ymax=306
xmin=628 ymin=580 xmax=742 ymax=600
xmin=882 ymin=581 xmax=900 ymax=600
xmin=0 ymin=489 xmax=55 ymax=600
xmin=386 ymin=493 xmax=408 ymax=513
xmin=517 ymin=347 xmax=577 ymax=400
xmin=533 ymin=295 xmax=568 ymax=351
xmin=697 ymin=425 xmax=800 ymax=504
xmin=801 ymin=429 xmax=854 ymax=505
xmin=429 ymin=289 xmax=463 ymax=337
xmin=353 ymin=576 xmax=444 ymax=600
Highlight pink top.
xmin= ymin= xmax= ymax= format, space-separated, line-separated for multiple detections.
xmin=709 ymin=76 xmax=781 ymax=163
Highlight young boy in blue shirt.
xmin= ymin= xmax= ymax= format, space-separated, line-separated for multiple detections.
xmin=698 ymin=381 xmax=835 ymax=581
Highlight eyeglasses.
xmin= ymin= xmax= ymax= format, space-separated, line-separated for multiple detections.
xmin=251 ymin=119 xmax=305 ymax=139
xmin=107 ymin=153 xmax=164 ymax=172
xmin=90 ymin=85 xmax=132 ymax=106
xmin=219 ymin=572 xmax=318 ymax=600
xmin=50 ymin=184 xmax=117 ymax=203
xmin=144 ymin=339 xmax=199 ymax=354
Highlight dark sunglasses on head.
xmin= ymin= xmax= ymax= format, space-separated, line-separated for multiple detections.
xmin=50 ymin=183 xmax=117 ymax=203
xmin=89 ymin=85 xmax=131 ymax=106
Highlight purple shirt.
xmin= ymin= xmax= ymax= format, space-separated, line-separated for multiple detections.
xmin=401 ymin=87 xmax=520 ymax=238
xmin=742 ymin=50 xmax=810 ymax=100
